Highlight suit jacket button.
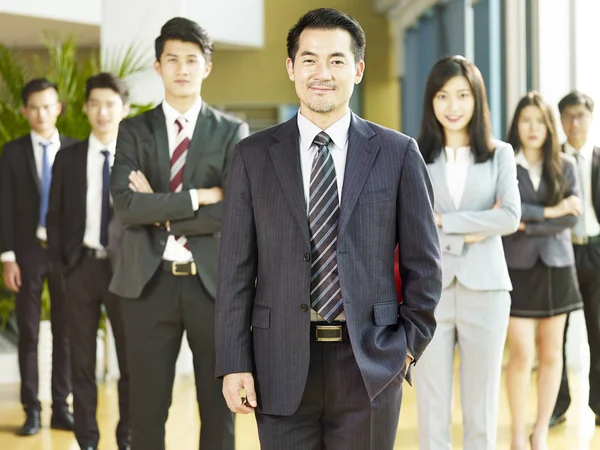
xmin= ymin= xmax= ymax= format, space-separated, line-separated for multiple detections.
xmin=160 ymin=240 xmax=166 ymax=246
xmin=300 ymin=304 xmax=309 ymax=312
xmin=304 ymin=253 xmax=311 ymax=262
xmin=446 ymin=245 xmax=451 ymax=251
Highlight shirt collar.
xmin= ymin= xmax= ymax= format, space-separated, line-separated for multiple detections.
xmin=564 ymin=140 xmax=594 ymax=160
xmin=30 ymin=129 xmax=60 ymax=148
xmin=162 ymin=97 xmax=203 ymax=128
xmin=88 ymin=133 xmax=116 ymax=156
xmin=515 ymin=149 xmax=542 ymax=171
xmin=297 ymin=110 xmax=351 ymax=152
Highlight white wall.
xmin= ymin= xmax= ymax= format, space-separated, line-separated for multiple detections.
xmin=0 ymin=0 xmax=100 ymax=24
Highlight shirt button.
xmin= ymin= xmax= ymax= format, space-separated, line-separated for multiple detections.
xmin=300 ymin=304 xmax=309 ymax=312
xmin=304 ymin=253 xmax=311 ymax=262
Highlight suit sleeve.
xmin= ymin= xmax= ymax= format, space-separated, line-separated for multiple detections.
xmin=169 ymin=122 xmax=250 ymax=236
xmin=215 ymin=143 xmax=257 ymax=377
xmin=111 ymin=120 xmax=197 ymax=225
xmin=397 ymin=138 xmax=443 ymax=366
xmin=46 ymin=152 xmax=65 ymax=272
xmin=0 ymin=146 xmax=14 ymax=254
xmin=440 ymin=145 xmax=521 ymax=236
xmin=524 ymin=157 xmax=580 ymax=235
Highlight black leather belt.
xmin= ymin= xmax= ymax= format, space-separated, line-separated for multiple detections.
xmin=310 ymin=321 xmax=348 ymax=342
xmin=82 ymin=247 xmax=108 ymax=260
xmin=162 ymin=261 xmax=197 ymax=276
xmin=573 ymin=234 xmax=600 ymax=246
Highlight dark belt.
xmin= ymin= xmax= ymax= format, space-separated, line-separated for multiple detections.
xmin=162 ymin=261 xmax=197 ymax=276
xmin=82 ymin=247 xmax=108 ymax=260
xmin=310 ymin=321 xmax=348 ymax=342
xmin=573 ymin=234 xmax=600 ymax=246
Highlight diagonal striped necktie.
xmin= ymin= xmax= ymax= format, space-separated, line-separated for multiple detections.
xmin=309 ymin=131 xmax=343 ymax=322
xmin=170 ymin=117 xmax=190 ymax=248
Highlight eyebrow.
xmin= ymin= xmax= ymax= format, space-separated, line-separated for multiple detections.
xmin=299 ymin=51 xmax=348 ymax=58
xmin=165 ymin=53 xmax=198 ymax=58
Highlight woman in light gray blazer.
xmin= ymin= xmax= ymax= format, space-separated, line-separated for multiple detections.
xmin=414 ymin=56 xmax=521 ymax=450
xmin=503 ymin=92 xmax=583 ymax=450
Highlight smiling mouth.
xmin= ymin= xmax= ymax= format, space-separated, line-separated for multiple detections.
xmin=445 ymin=116 xmax=462 ymax=122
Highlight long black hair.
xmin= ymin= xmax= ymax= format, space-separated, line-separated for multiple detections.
xmin=418 ymin=55 xmax=494 ymax=164
xmin=507 ymin=91 xmax=567 ymax=206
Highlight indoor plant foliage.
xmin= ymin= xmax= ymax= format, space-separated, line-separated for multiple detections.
xmin=0 ymin=33 xmax=155 ymax=330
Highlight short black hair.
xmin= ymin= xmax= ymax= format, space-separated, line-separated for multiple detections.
xmin=287 ymin=8 xmax=366 ymax=62
xmin=558 ymin=90 xmax=594 ymax=114
xmin=21 ymin=78 xmax=58 ymax=105
xmin=85 ymin=72 xmax=129 ymax=104
xmin=155 ymin=17 xmax=214 ymax=62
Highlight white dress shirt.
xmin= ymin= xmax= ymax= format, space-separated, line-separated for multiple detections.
xmin=161 ymin=98 xmax=201 ymax=262
xmin=444 ymin=146 xmax=473 ymax=209
xmin=0 ymin=130 xmax=60 ymax=263
xmin=83 ymin=134 xmax=116 ymax=250
xmin=565 ymin=141 xmax=600 ymax=237
xmin=515 ymin=149 xmax=543 ymax=191
xmin=297 ymin=110 xmax=351 ymax=321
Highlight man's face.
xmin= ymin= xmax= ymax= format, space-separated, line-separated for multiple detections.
xmin=561 ymin=104 xmax=593 ymax=147
xmin=286 ymin=28 xmax=364 ymax=118
xmin=154 ymin=39 xmax=212 ymax=99
xmin=20 ymin=88 xmax=62 ymax=135
xmin=84 ymin=88 xmax=130 ymax=136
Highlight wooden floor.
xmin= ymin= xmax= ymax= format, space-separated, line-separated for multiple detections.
xmin=1 ymin=368 xmax=599 ymax=450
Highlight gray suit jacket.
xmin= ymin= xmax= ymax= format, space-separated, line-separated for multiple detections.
xmin=428 ymin=140 xmax=521 ymax=291
xmin=109 ymin=103 xmax=249 ymax=298
xmin=502 ymin=153 xmax=580 ymax=269
xmin=215 ymin=113 xmax=442 ymax=416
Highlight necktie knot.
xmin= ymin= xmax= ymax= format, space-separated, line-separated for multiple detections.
xmin=176 ymin=117 xmax=187 ymax=134
xmin=313 ymin=132 xmax=332 ymax=149
xmin=40 ymin=141 xmax=51 ymax=150
xmin=101 ymin=149 xmax=110 ymax=158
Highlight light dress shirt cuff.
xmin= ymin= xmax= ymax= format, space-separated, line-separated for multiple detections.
xmin=0 ymin=251 xmax=16 ymax=262
xmin=189 ymin=189 xmax=199 ymax=211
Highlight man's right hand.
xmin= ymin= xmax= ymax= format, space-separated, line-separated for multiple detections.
xmin=222 ymin=372 xmax=257 ymax=414
xmin=197 ymin=187 xmax=223 ymax=206
xmin=3 ymin=261 xmax=22 ymax=292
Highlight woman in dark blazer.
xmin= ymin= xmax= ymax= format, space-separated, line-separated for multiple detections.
xmin=503 ymin=92 xmax=583 ymax=450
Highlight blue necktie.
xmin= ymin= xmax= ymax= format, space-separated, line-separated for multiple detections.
xmin=100 ymin=150 xmax=111 ymax=247
xmin=39 ymin=142 xmax=52 ymax=227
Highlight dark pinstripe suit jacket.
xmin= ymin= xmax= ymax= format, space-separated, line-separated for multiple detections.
xmin=215 ymin=113 xmax=442 ymax=416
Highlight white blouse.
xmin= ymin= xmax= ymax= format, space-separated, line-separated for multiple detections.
xmin=444 ymin=146 xmax=473 ymax=209
xmin=515 ymin=149 xmax=543 ymax=191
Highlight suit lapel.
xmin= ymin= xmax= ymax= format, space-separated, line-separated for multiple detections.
xmin=592 ymin=146 xmax=600 ymax=206
xmin=183 ymin=103 xmax=212 ymax=186
xmin=149 ymin=106 xmax=171 ymax=191
xmin=269 ymin=117 xmax=310 ymax=246
xmin=338 ymin=114 xmax=380 ymax=237
xmin=428 ymin=154 xmax=456 ymax=212
xmin=78 ymin=141 xmax=89 ymax=215
xmin=23 ymin=137 xmax=40 ymax=193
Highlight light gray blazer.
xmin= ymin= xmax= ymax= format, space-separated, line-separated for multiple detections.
xmin=427 ymin=139 xmax=521 ymax=291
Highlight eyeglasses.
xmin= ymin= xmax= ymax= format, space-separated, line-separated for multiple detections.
xmin=562 ymin=112 xmax=591 ymax=123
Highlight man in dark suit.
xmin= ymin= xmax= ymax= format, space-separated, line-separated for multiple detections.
xmin=109 ymin=18 xmax=249 ymax=450
xmin=552 ymin=91 xmax=600 ymax=427
xmin=215 ymin=8 xmax=442 ymax=450
xmin=47 ymin=73 xmax=131 ymax=450
xmin=0 ymin=79 xmax=75 ymax=436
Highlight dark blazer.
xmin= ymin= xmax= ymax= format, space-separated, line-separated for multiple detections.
xmin=503 ymin=153 xmax=580 ymax=269
xmin=0 ymin=134 xmax=77 ymax=258
xmin=46 ymin=140 xmax=124 ymax=273
xmin=215 ymin=114 xmax=442 ymax=416
xmin=109 ymin=103 xmax=249 ymax=299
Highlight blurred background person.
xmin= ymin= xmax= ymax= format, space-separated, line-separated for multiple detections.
xmin=47 ymin=72 xmax=131 ymax=450
xmin=503 ymin=91 xmax=583 ymax=450
xmin=414 ymin=55 xmax=520 ymax=450
xmin=0 ymin=79 xmax=76 ymax=436
xmin=552 ymin=91 xmax=600 ymax=428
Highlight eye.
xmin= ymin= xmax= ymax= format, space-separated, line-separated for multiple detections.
xmin=436 ymin=93 xmax=446 ymax=100
xmin=331 ymin=60 xmax=345 ymax=65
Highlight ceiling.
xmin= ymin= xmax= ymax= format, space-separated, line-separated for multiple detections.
xmin=0 ymin=13 xmax=100 ymax=48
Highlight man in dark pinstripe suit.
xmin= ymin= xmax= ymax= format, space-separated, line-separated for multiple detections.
xmin=215 ymin=8 xmax=442 ymax=450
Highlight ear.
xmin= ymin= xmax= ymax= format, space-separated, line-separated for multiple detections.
xmin=55 ymin=102 xmax=63 ymax=116
xmin=354 ymin=60 xmax=365 ymax=85
xmin=20 ymin=105 xmax=27 ymax=117
xmin=203 ymin=61 xmax=213 ymax=79
xmin=286 ymin=58 xmax=295 ymax=81
xmin=153 ymin=59 xmax=161 ymax=76
xmin=122 ymin=103 xmax=131 ymax=118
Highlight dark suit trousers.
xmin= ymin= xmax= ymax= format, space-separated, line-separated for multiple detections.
xmin=556 ymin=242 xmax=600 ymax=416
xmin=64 ymin=255 xmax=130 ymax=447
xmin=16 ymin=243 xmax=70 ymax=412
xmin=121 ymin=268 xmax=234 ymax=450
xmin=255 ymin=339 xmax=403 ymax=450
